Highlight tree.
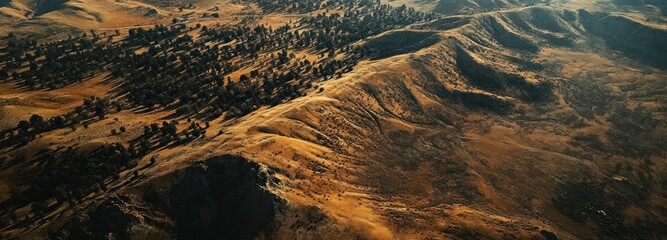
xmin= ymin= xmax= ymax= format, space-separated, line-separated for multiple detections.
xmin=129 ymin=144 xmax=137 ymax=157
xmin=18 ymin=120 xmax=30 ymax=133
xmin=30 ymin=114 xmax=44 ymax=125
xmin=50 ymin=116 xmax=65 ymax=127
xmin=159 ymin=135 xmax=170 ymax=146
xmin=114 ymin=102 xmax=123 ymax=112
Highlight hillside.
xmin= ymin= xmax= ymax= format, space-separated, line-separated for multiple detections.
xmin=0 ymin=0 xmax=237 ymax=40
xmin=1 ymin=0 xmax=667 ymax=239
xmin=434 ymin=0 xmax=547 ymax=15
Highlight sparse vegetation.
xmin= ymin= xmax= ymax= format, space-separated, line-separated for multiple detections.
xmin=0 ymin=1 xmax=666 ymax=240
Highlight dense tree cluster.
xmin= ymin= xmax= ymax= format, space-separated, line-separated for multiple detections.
xmin=0 ymin=116 xmax=213 ymax=225
xmin=4 ymin=119 xmax=214 ymax=221
xmin=114 ymin=1 xmax=432 ymax=118
xmin=256 ymin=0 xmax=382 ymax=13
xmin=0 ymin=2 xmax=437 ymax=225
xmin=0 ymin=96 xmax=120 ymax=147
xmin=2 ymin=32 xmax=119 ymax=89
xmin=0 ymin=0 xmax=434 ymax=121
xmin=134 ymin=119 xmax=209 ymax=151
xmin=300 ymin=4 xmax=436 ymax=50
xmin=1 ymin=142 xmax=141 ymax=223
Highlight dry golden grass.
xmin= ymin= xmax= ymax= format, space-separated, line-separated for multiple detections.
xmin=0 ymin=74 xmax=114 ymax=130
xmin=2 ymin=1 xmax=667 ymax=239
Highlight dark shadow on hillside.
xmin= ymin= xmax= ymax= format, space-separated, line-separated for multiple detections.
xmin=47 ymin=155 xmax=282 ymax=239
xmin=34 ymin=0 xmax=68 ymax=16
xmin=579 ymin=10 xmax=667 ymax=69
xmin=363 ymin=30 xmax=440 ymax=60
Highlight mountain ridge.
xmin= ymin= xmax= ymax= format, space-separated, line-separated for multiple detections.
xmin=1 ymin=0 xmax=666 ymax=239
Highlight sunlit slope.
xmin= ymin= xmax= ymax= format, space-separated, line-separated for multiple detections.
xmin=0 ymin=1 xmax=666 ymax=239
xmin=0 ymin=0 xmax=239 ymax=39
xmin=233 ymin=6 xmax=667 ymax=238
xmin=1 ymin=0 xmax=162 ymax=25
xmin=77 ymin=5 xmax=665 ymax=239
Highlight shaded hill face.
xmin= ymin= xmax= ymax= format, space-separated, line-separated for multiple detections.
xmin=0 ymin=0 xmax=73 ymax=21
xmin=579 ymin=10 xmax=667 ymax=68
xmin=51 ymin=155 xmax=280 ymax=239
xmin=613 ymin=0 xmax=667 ymax=15
xmin=436 ymin=0 xmax=667 ymax=16
xmin=25 ymin=0 xmax=67 ymax=16
xmin=434 ymin=0 xmax=550 ymax=15
xmin=363 ymin=30 xmax=441 ymax=59
xmin=0 ymin=0 xmax=66 ymax=16
xmin=0 ymin=0 xmax=164 ymax=38
xmin=1 ymin=0 xmax=667 ymax=239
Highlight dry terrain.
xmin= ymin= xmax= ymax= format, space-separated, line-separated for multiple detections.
xmin=1 ymin=0 xmax=666 ymax=239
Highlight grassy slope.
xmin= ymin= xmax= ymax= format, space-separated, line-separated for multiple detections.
xmin=1 ymin=1 xmax=667 ymax=239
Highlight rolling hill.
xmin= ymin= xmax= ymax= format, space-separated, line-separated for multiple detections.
xmin=1 ymin=0 xmax=666 ymax=239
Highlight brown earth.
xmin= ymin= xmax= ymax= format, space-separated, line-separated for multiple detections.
xmin=1 ymin=0 xmax=667 ymax=239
